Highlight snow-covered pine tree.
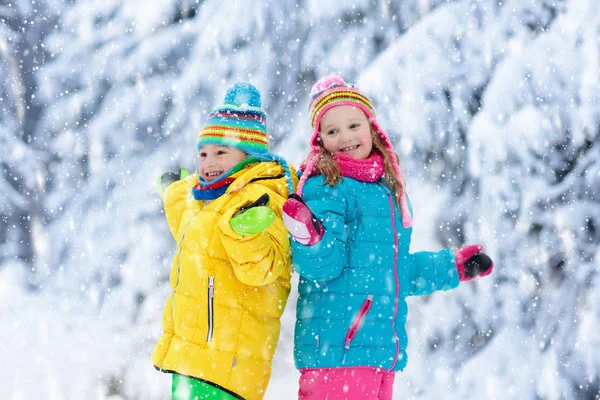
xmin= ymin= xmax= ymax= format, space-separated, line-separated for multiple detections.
xmin=364 ymin=0 xmax=598 ymax=398
xmin=0 ymin=0 xmax=64 ymax=288
xmin=467 ymin=1 xmax=600 ymax=396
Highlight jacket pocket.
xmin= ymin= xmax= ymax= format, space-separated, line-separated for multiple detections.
xmin=342 ymin=294 xmax=373 ymax=362
xmin=207 ymin=276 xmax=215 ymax=342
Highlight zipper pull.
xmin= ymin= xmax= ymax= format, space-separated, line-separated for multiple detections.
xmin=208 ymin=276 xmax=214 ymax=296
xmin=207 ymin=276 xmax=215 ymax=343
xmin=343 ymin=294 xmax=374 ymax=348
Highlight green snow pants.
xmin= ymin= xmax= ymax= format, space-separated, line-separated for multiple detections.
xmin=172 ymin=374 xmax=242 ymax=400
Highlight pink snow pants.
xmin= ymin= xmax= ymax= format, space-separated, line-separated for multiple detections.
xmin=298 ymin=367 xmax=395 ymax=400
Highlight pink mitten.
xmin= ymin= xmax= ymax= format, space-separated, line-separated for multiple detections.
xmin=455 ymin=244 xmax=494 ymax=282
xmin=282 ymin=194 xmax=324 ymax=246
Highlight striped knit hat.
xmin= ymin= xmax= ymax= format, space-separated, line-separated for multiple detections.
xmin=197 ymin=82 xmax=269 ymax=154
xmin=301 ymin=75 xmax=413 ymax=228
xmin=195 ymin=82 xmax=295 ymax=194
xmin=308 ymin=75 xmax=377 ymax=148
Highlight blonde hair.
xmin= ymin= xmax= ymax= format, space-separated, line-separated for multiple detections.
xmin=312 ymin=128 xmax=405 ymax=205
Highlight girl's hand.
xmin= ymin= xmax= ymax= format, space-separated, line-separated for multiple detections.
xmin=455 ymin=244 xmax=494 ymax=281
xmin=230 ymin=194 xmax=275 ymax=236
xmin=282 ymin=194 xmax=324 ymax=245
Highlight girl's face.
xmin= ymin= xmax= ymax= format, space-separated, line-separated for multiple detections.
xmin=198 ymin=144 xmax=247 ymax=182
xmin=318 ymin=105 xmax=373 ymax=160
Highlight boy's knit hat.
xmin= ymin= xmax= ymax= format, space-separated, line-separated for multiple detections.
xmin=197 ymin=82 xmax=269 ymax=154
xmin=300 ymin=75 xmax=412 ymax=228
xmin=195 ymin=82 xmax=295 ymax=194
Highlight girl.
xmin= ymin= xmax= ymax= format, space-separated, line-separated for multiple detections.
xmin=152 ymin=83 xmax=297 ymax=400
xmin=282 ymin=76 xmax=493 ymax=399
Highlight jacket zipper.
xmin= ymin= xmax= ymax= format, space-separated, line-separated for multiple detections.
xmin=342 ymin=294 xmax=374 ymax=363
xmin=207 ymin=276 xmax=215 ymax=342
xmin=162 ymin=211 xmax=199 ymax=370
xmin=386 ymin=192 xmax=402 ymax=371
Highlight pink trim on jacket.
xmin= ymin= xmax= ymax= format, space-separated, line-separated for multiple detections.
xmin=386 ymin=193 xmax=402 ymax=371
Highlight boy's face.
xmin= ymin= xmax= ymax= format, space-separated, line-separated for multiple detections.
xmin=318 ymin=105 xmax=373 ymax=160
xmin=198 ymin=144 xmax=247 ymax=182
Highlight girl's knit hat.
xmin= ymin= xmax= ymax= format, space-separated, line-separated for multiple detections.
xmin=196 ymin=82 xmax=294 ymax=193
xmin=300 ymin=75 xmax=412 ymax=228
xmin=197 ymin=82 xmax=269 ymax=154
xmin=308 ymin=76 xmax=378 ymax=149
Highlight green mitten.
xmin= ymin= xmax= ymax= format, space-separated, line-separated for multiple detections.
xmin=156 ymin=167 xmax=189 ymax=199
xmin=230 ymin=194 xmax=275 ymax=236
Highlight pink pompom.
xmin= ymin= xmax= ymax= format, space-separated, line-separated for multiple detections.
xmin=311 ymin=75 xmax=347 ymax=95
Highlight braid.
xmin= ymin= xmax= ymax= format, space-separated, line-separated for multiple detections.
xmin=316 ymin=148 xmax=342 ymax=187
xmin=372 ymin=131 xmax=405 ymax=205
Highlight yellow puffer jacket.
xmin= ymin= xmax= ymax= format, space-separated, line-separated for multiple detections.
xmin=152 ymin=161 xmax=297 ymax=400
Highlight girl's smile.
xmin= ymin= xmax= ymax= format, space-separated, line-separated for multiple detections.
xmin=318 ymin=105 xmax=373 ymax=160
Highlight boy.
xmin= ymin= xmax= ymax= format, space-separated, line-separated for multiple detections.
xmin=152 ymin=83 xmax=296 ymax=400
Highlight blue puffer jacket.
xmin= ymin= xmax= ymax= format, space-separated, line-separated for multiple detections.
xmin=292 ymin=175 xmax=460 ymax=372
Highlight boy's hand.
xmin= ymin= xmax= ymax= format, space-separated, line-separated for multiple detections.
xmin=282 ymin=193 xmax=324 ymax=245
xmin=455 ymin=244 xmax=494 ymax=282
xmin=156 ymin=167 xmax=190 ymax=199
xmin=230 ymin=193 xmax=276 ymax=236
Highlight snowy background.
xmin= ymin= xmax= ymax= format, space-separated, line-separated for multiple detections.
xmin=1 ymin=0 xmax=599 ymax=399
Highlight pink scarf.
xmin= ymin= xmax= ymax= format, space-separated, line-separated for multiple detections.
xmin=300 ymin=151 xmax=385 ymax=182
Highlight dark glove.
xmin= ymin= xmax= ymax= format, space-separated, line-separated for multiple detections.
xmin=156 ymin=167 xmax=190 ymax=199
xmin=455 ymin=244 xmax=494 ymax=282
xmin=282 ymin=193 xmax=324 ymax=245
xmin=229 ymin=193 xmax=276 ymax=236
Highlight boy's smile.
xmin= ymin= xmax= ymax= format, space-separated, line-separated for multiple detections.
xmin=198 ymin=144 xmax=247 ymax=182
